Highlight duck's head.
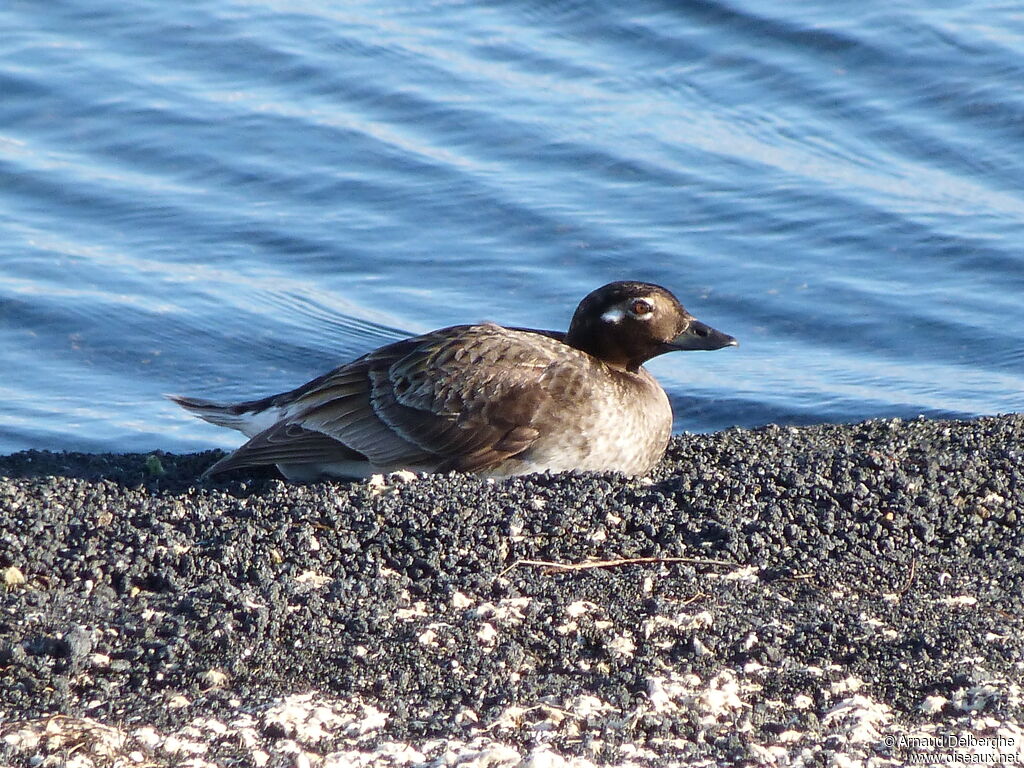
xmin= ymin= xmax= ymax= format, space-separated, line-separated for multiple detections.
xmin=566 ymin=281 xmax=738 ymax=372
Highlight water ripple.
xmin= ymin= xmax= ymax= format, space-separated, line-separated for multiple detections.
xmin=0 ymin=0 xmax=1021 ymax=453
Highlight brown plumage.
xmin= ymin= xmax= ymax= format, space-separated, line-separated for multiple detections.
xmin=169 ymin=281 xmax=737 ymax=480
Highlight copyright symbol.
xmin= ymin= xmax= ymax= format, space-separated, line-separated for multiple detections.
xmin=882 ymin=735 xmax=896 ymax=748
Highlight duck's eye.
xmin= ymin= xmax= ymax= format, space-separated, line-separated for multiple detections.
xmin=630 ymin=299 xmax=653 ymax=316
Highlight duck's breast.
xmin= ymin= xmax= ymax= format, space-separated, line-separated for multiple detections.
xmin=491 ymin=362 xmax=672 ymax=477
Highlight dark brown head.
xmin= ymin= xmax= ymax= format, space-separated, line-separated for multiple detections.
xmin=565 ymin=281 xmax=738 ymax=372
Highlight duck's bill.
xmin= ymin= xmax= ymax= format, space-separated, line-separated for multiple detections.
xmin=668 ymin=319 xmax=739 ymax=351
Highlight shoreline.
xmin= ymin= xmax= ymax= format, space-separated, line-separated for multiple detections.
xmin=2 ymin=414 xmax=1023 ymax=766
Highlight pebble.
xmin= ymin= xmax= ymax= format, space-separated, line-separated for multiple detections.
xmin=1 ymin=415 xmax=1023 ymax=766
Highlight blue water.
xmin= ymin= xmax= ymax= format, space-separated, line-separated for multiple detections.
xmin=1 ymin=0 xmax=1022 ymax=455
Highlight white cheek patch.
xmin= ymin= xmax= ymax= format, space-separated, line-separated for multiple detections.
xmin=601 ymin=307 xmax=626 ymax=323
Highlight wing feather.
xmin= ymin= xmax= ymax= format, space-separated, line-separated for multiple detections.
xmin=203 ymin=423 xmax=365 ymax=477
xmin=304 ymin=325 xmax=565 ymax=470
xmin=209 ymin=324 xmax=575 ymax=475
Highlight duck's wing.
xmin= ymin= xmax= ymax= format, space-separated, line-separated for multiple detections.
xmin=299 ymin=324 xmax=572 ymax=472
xmin=199 ymin=422 xmax=366 ymax=477
xmin=210 ymin=324 xmax=575 ymax=475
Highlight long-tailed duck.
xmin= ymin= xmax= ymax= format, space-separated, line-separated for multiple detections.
xmin=170 ymin=281 xmax=737 ymax=480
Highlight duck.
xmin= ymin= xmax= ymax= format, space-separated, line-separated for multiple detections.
xmin=169 ymin=281 xmax=737 ymax=481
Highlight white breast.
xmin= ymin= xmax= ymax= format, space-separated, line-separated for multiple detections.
xmin=490 ymin=368 xmax=673 ymax=477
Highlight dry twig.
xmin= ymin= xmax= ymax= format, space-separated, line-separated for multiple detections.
xmin=897 ymin=558 xmax=918 ymax=595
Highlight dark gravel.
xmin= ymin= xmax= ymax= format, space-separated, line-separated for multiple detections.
xmin=1 ymin=415 xmax=1022 ymax=766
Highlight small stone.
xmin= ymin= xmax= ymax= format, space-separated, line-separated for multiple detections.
xmin=3 ymin=566 xmax=25 ymax=587
xmin=201 ymin=669 xmax=230 ymax=688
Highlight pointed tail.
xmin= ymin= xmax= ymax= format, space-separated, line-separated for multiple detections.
xmin=166 ymin=394 xmax=263 ymax=434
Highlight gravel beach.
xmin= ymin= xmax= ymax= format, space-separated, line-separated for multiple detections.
xmin=1 ymin=415 xmax=1023 ymax=767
